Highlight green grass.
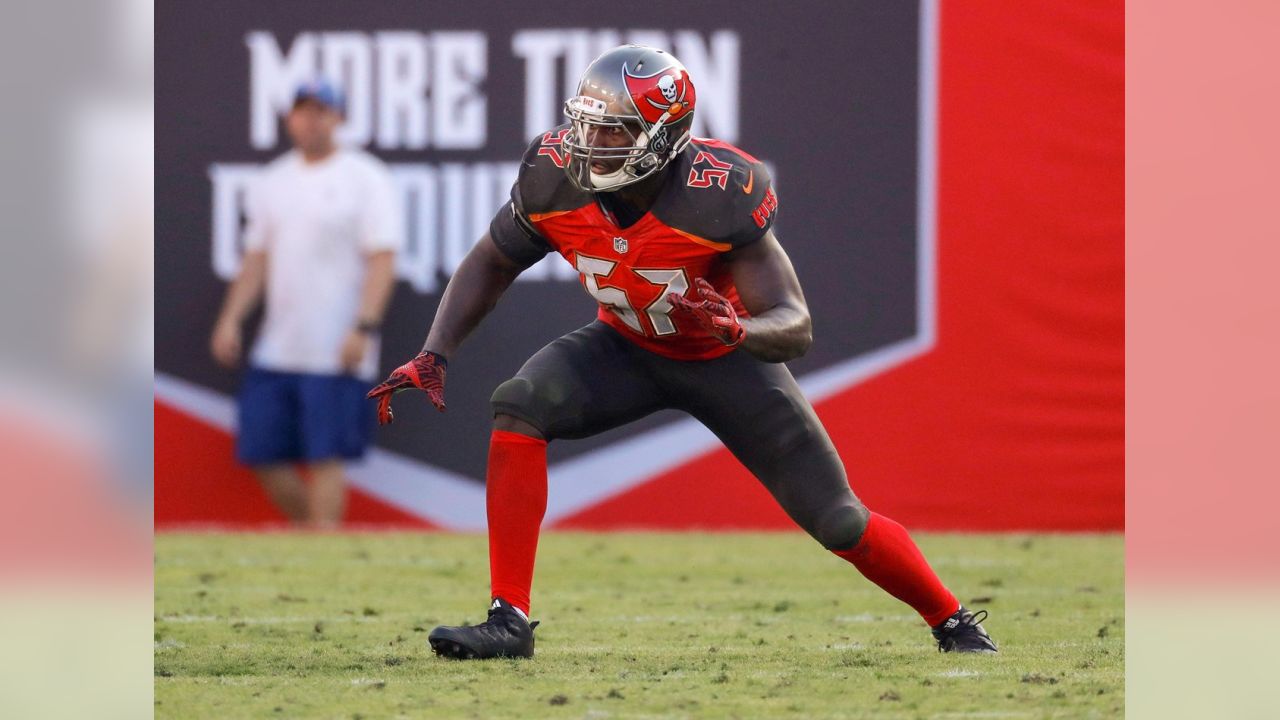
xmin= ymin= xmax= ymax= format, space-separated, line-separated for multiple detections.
xmin=155 ymin=532 xmax=1123 ymax=719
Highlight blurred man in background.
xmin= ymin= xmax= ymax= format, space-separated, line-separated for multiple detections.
xmin=210 ymin=79 xmax=401 ymax=529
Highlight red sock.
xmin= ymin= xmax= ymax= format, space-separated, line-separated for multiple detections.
xmin=833 ymin=512 xmax=960 ymax=627
xmin=485 ymin=430 xmax=548 ymax=616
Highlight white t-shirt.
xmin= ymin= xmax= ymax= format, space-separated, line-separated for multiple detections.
xmin=244 ymin=149 xmax=401 ymax=381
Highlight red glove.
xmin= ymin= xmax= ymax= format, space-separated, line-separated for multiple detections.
xmin=366 ymin=351 xmax=447 ymax=424
xmin=668 ymin=277 xmax=746 ymax=347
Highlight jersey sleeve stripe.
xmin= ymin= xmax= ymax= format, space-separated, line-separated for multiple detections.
xmin=528 ymin=209 xmax=575 ymax=222
xmin=669 ymin=226 xmax=732 ymax=252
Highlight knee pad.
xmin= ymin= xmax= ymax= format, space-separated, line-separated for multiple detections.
xmin=491 ymin=376 xmax=571 ymax=438
xmin=814 ymin=503 xmax=871 ymax=551
xmin=491 ymin=377 xmax=541 ymax=420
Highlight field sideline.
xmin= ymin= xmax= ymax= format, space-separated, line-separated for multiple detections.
xmin=155 ymin=532 xmax=1123 ymax=719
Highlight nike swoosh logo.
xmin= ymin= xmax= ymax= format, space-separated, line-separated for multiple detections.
xmin=742 ymin=170 xmax=754 ymax=195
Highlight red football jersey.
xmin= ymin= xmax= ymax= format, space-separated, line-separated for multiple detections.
xmin=490 ymin=129 xmax=779 ymax=361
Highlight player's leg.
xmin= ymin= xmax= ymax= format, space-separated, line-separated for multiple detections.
xmin=430 ymin=322 xmax=667 ymax=660
xmin=484 ymin=413 xmax=546 ymax=615
xmin=481 ymin=409 xmax=540 ymax=609
xmin=492 ymin=414 xmax=543 ymax=437
xmin=670 ymin=353 xmax=994 ymax=651
xmin=236 ymin=367 xmax=308 ymax=524
xmin=484 ymin=321 xmax=669 ymax=614
xmin=480 ymin=425 xmax=546 ymax=618
xmin=489 ymin=320 xmax=668 ymax=606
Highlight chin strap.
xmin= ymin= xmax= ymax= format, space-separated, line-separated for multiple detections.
xmin=588 ymin=163 xmax=632 ymax=189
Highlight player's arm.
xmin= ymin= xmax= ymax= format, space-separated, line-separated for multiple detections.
xmin=368 ymin=139 xmax=557 ymax=423
xmin=725 ymin=231 xmax=813 ymax=363
xmin=367 ymin=226 xmax=538 ymax=423
xmin=210 ymin=249 xmax=267 ymax=368
xmin=667 ymin=153 xmax=809 ymax=361
xmin=668 ymin=231 xmax=812 ymax=363
xmin=422 ymin=234 xmax=524 ymax=358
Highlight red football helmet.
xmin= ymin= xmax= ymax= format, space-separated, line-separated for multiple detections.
xmin=562 ymin=45 xmax=697 ymax=191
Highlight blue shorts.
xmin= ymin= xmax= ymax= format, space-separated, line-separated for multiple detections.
xmin=236 ymin=367 xmax=375 ymax=466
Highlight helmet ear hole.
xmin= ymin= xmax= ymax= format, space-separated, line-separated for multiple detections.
xmin=648 ymin=127 xmax=670 ymax=155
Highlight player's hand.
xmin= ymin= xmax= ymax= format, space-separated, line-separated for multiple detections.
xmin=366 ymin=350 xmax=447 ymax=424
xmin=339 ymin=330 xmax=369 ymax=372
xmin=210 ymin=319 xmax=242 ymax=368
xmin=668 ymin=277 xmax=746 ymax=347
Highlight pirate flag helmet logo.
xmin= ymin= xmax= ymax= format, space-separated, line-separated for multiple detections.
xmin=622 ymin=64 xmax=696 ymax=125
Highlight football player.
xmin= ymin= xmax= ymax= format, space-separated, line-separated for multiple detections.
xmin=368 ymin=45 xmax=997 ymax=658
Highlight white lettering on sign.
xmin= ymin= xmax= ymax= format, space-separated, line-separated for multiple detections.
xmin=246 ymin=31 xmax=487 ymax=150
xmin=320 ymin=32 xmax=373 ymax=146
xmin=375 ymin=32 xmax=429 ymax=150
xmin=206 ymin=163 xmax=260 ymax=280
xmin=431 ymin=33 xmax=488 ymax=149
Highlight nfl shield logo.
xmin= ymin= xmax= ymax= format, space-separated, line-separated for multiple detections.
xmin=613 ymin=236 xmax=628 ymax=254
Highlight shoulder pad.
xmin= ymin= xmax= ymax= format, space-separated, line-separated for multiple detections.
xmin=513 ymin=125 xmax=592 ymax=217
xmin=654 ymin=138 xmax=778 ymax=250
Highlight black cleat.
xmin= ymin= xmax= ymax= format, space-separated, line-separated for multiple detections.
xmin=932 ymin=607 xmax=998 ymax=653
xmin=428 ymin=598 xmax=539 ymax=660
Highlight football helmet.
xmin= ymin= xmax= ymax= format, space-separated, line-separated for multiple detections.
xmin=562 ymin=45 xmax=697 ymax=191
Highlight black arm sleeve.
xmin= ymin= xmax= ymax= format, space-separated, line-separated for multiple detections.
xmin=489 ymin=197 xmax=551 ymax=269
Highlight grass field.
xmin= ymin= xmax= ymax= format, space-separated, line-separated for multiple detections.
xmin=155 ymin=532 xmax=1123 ymax=719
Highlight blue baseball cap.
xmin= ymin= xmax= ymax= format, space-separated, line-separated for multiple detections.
xmin=293 ymin=79 xmax=345 ymax=114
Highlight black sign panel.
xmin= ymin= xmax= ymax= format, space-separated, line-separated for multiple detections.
xmin=156 ymin=1 xmax=921 ymax=479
